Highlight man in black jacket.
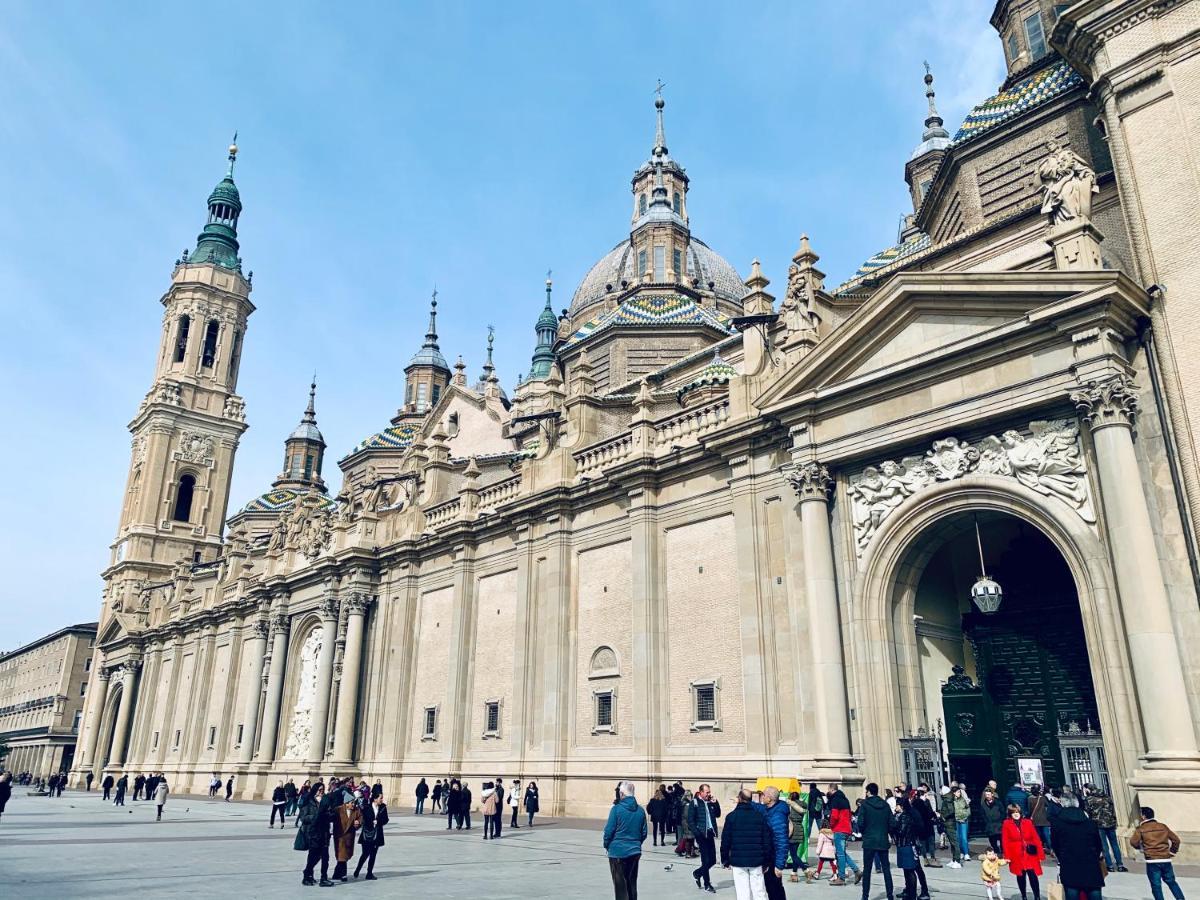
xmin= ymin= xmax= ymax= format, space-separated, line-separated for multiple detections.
xmin=721 ymin=790 xmax=774 ymax=897
xmin=493 ymin=777 xmax=504 ymax=837
xmin=858 ymin=783 xmax=895 ymax=900
xmin=688 ymin=783 xmax=722 ymax=894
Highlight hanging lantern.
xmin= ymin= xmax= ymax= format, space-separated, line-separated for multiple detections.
xmin=970 ymin=517 xmax=1003 ymax=614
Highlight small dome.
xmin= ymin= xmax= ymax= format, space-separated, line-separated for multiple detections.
xmin=208 ymin=176 xmax=241 ymax=209
xmin=408 ymin=346 xmax=449 ymax=370
xmin=289 ymin=421 xmax=324 ymax=443
xmin=241 ymin=488 xmax=334 ymax=513
xmin=909 ymin=135 xmax=951 ymax=160
xmin=569 ymin=237 xmax=746 ymax=317
xmin=677 ymin=351 xmax=738 ymax=401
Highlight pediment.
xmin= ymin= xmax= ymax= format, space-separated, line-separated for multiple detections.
xmin=96 ymin=615 xmax=131 ymax=648
xmin=754 ymin=271 xmax=1141 ymax=410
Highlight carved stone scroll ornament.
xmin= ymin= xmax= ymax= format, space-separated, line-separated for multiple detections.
xmin=1070 ymin=375 xmax=1139 ymax=431
xmin=250 ymin=618 xmax=270 ymax=641
xmin=1038 ymin=140 xmax=1099 ymax=225
xmin=175 ymin=429 xmax=216 ymax=465
xmin=270 ymin=612 xmax=290 ymax=636
xmin=344 ymin=592 xmax=371 ymax=615
xmin=847 ymin=419 xmax=1096 ymax=555
xmin=785 ymin=462 xmax=833 ymax=501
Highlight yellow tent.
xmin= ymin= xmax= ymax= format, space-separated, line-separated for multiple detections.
xmin=754 ymin=777 xmax=801 ymax=796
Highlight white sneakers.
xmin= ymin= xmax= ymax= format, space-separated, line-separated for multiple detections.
xmin=945 ymin=861 xmax=962 ymax=869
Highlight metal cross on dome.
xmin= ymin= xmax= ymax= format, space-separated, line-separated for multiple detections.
xmin=655 ymin=78 xmax=667 ymax=98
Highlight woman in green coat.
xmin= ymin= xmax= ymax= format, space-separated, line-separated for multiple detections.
xmin=786 ymin=790 xmax=812 ymax=881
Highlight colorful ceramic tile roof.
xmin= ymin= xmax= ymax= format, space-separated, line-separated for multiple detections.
xmin=678 ymin=351 xmax=738 ymax=399
xmin=241 ymin=488 xmax=335 ymax=513
xmin=847 ymin=232 xmax=932 ymax=283
xmin=953 ymin=59 xmax=1083 ymax=144
xmin=347 ymin=422 xmax=421 ymax=456
xmin=565 ymin=294 xmax=734 ymax=348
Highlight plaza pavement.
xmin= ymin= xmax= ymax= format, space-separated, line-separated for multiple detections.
xmin=1 ymin=790 xmax=1197 ymax=899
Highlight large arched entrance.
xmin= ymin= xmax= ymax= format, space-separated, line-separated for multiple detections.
xmin=851 ymin=476 xmax=1141 ymax=809
xmin=94 ymin=683 xmax=124 ymax=774
xmin=911 ymin=511 xmax=1102 ymax=795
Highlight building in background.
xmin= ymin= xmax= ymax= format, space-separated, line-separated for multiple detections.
xmin=70 ymin=0 xmax=1200 ymax=858
xmin=0 ymin=623 xmax=98 ymax=777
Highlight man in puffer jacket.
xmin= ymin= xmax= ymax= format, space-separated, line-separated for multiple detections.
xmin=750 ymin=787 xmax=792 ymax=900
xmin=1083 ymin=784 xmax=1127 ymax=872
xmin=721 ymin=790 xmax=775 ymax=900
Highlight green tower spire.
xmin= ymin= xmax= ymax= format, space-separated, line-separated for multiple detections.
xmin=190 ymin=135 xmax=243 ymax=270
xmin=528 ymin=270 xmax=558 ymax=380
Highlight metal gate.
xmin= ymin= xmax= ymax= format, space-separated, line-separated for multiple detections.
xmin=1058 ymin=721 xmax=1109 ymax=794
xmin=900 ymin=727 xmax=946 ymax=791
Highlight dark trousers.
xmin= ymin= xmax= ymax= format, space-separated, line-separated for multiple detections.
xmin=484 ymin=814 xmax=497 ymax=838
xmin=902 ymin=863 xmax=928 ymax=899
xmin=354 ymin=844 xmax=379 ymax=877
xmin=304 ymin=845 xmax=329 ymax=880
xmin=1016 ymin=870 xmax=1040 ymax=899
xmin=1063 ymin=890 xmax=1102 ymax=900
xmin=511 ymin=806 xmax=519 ymax=827
xmin=789 ymin=840 xmax=808 ymax=871
xmin=333 ymin=860 xmax=348 ymax=880
xmin=860 ymin=848 xmax=893 ymax=900
xmin=114 ymin=791 xmax=125 ymax=806
xmin=271 ymin=803 xmax=286 ymax=825
xmin=103 ymin=787 xmax=111 ymax=800
xmin=464 ymin=810 xmax=472 ymax=829
xmin=448 ymin=808 xmax=457 ymax=829
xmin=652 ymin=819 xmax=667 ymax=844
xmin=415 ymin=797 xmax=425 ymax=814
xmin=432 ymin=796 xmax=441 ymax=812
xmin=764 ymin=865 xmax=787 ymax=900
xmin=609 ymin=854 xmax=641 ymax=900
xmin=156 ymin=804 xmax=164 ymax=821
xmin=988 ymin=834 xmax=1002 ymax=854
xmin=693 ymin=833 xmax=717 ymax=888
xmin=494 ymin=808 xmax=503 ymax=837
xmin=1148 ymin=862 xmax=1186 ymax=900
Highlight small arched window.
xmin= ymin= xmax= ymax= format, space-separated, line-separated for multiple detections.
xmin=672 ymin=191 xmax=681 ymax=214
xmin=173 ymin=315 xmax=191 ymax=363
xmin=173 ymin=474 xmax=196 ymax=522
xmin=201 ymin=320 xmax=220 ymax=368
xmin=227 ymin=329 xmax=242 ymax=383
xmin=639 ymin=193 xmax=647 ymax=215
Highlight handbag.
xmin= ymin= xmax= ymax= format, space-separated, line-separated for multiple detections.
xmin=1048 ymin=883 xmax=1064 ymax=900
xmin=1026 ymin=843 xmax=1038 ymax=855
xmin=294 ymin=828 xmax=310 ymax=852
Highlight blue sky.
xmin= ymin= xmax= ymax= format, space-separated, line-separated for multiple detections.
xmin=0 ymin=1 xmax=1005 ymax=649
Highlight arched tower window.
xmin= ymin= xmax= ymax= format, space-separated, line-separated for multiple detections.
xmin=173 ymin=315 xmax=191 ymax=363
xmin=227 ymin=329 xmax=242 ymax=383
xmin=639 ymin=194 xmax=647 ymax=216
xmin=672 ymin=191 xmax=681 ymax=214
xmin=201 ymin=320 xmax=220 ymax=368
xmin=172 ymin=474 xmax=196 ymax=522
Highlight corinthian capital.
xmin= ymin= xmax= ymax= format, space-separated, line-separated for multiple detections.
xmin=250 ymin=618 xmax=270 ymax=641
xmin=345 ymin=592 xmax=372 ymax=615
xmin=270 ymin=613 xmax=290 ymax=636
xmin=785 ymin=461 xmax=833 ymax=502
xmin=320 ymin=593 xmax=340 ymax=622
xmin=1070 ymin=375 xmax=1139 ymax=431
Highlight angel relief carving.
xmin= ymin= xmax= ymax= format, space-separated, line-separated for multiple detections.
xmin=848 ymin=420 xmax=1094 ymax=554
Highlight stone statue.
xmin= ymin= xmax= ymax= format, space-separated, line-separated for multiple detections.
xmin=1039 ymin=140 xmax=1098 ymax=225
xmin=267 ymin=508 xmax=290 ymax=552
xmin=975 ymin=420 xmax=1090 ymax=512
xmin=780 ymin=263 xmax=819 ymax=338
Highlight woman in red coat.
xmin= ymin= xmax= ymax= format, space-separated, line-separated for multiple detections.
xmin=1001 ymin=804 xmax=1045 ymax=900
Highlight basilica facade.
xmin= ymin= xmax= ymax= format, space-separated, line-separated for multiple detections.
xmin=71 ymin=0 xmax=1200 ymax=854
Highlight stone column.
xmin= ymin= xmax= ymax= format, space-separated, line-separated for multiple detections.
xmin=108 ymin=661 xmax=141 ymax=767
xmin=786 ymin=462 xmax=855 ymax=771
xmin=257 ymin=613 xmax=290 ymax=763
xmin=237 ymin=617 xmax=270 ymax=764
xmin=307 ymin=594 xmax=340 ymax=764
xmin=332 ymin=593 xmax=369 ymax=763
xmin=1071 ymin=375 xmax=1200 ymax=762
xmin=79 ymin=667 xmax=111 ymax=772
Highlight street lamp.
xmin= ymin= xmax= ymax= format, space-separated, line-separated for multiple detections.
xmin=970 ymin=516 xmax=1003 ymax=614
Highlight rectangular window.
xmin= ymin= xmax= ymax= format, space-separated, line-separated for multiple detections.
xmin=422 ymin=706 xmax=438 ymax=740
xmin=919 ymin=179 xmax=933 ymax=200
xmin=84 ymin=657 xmax=92 ymax=672
xmin=672 ymin=248 xmax=682 ymax=277
xmin=207 ymin=725 xmax=216 ymax=748
xmin=1024 ymin=12 xmax=1046 ymax=60
xmin=173 ymin=729 xmax=181 ymax=750
xmin=1007 ymin=31 xmax=1019 ymax=64
xmin=653 ymin=245 xmax=665 ymax=281
xmin=1053 ymin=3 xmax=1069 ymax=20
xmin=72 ymin=710 xmax=82 ymax=732
xmin=637 ymin=249 xmax=647 ymax=277
xmin=152 ymin=731 xmax=160 ymax=750
xmin=236 ymin=723 xmax=244 ymax=745
xmin=304 ymin=454 xmax=313 ymax=479
xmin=431 ymin=384 xmax=441 ymax=406
xmin=482 ymin=699 xmax=501 ymax=738
xmin=672 ymin=191 xmax=681 ymax=214
xmin=416 ymin=382 xmax=428 ymax=412
xmin=690 ymin=678 xmax=722 ymax=731
xmin=79 ymin=682 xmax=87 ymax=697
xmin=597 ymin=692 xmax=613 ymax=729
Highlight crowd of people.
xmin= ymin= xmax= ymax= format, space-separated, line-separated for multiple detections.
xmin=601 ymin=778 xmax=1189 ymax=900
xmin=421 ymin=776 xmax=541 ymax=833
xmin=292 ymin=776 xmax=389 ymax=885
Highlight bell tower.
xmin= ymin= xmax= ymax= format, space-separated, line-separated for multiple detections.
xmin=105 ymin=138 xmax=255 ymax=616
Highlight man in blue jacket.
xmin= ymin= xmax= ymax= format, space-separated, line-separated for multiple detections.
xmin=751 ymin=787 xmax=792 ymax=900
xmin=604 ymin=780 xmax=648 ymax=900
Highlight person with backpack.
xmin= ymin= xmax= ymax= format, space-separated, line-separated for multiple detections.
xmin=354 ymin=791 xmax=389 ymax=880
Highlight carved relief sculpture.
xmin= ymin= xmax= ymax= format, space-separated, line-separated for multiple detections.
xmin=848 ymin=419 xmax=1096 ymax=554
xmin=176 ymin=429 xmax=216 ymax=464
xmin=283 ymin=628 xmax=323 ymax=759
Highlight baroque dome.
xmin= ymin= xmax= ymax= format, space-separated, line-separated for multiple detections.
xmin=569 ymin=237 xmax=746 ymax=318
